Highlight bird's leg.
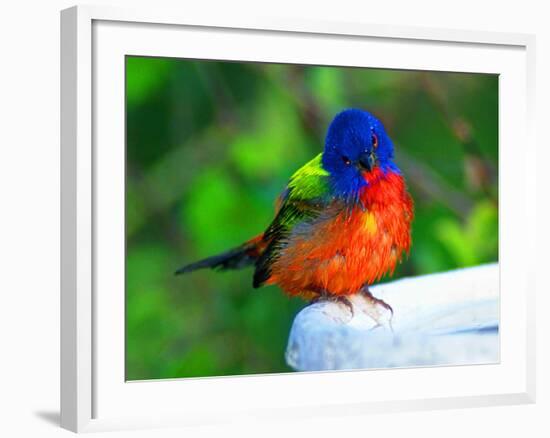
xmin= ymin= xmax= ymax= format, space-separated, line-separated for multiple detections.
xmin=360 ymin=285 xmax=393 ymax=315
xmin=359 ymin=285 xmax=394 ymax=330
xmin=309 ymin=288 xmax=354 ymax=317
xmin=331 ymin=295 xmax=354 ymax=317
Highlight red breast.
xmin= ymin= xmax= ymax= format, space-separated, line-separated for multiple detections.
xmin=265 ymin=168 xmax=413 ymax=297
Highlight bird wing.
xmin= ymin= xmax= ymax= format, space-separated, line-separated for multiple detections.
xmin=253 ymin=153 xmax=332 ymax=288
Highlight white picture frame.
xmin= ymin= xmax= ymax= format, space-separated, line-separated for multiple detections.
xmin=60 ymin=4 xmax=536 ymax=433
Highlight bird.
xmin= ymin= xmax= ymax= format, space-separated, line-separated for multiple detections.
xmin=175 ymin=108 xmax=413 ymax=311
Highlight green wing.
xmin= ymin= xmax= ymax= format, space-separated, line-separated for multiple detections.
xmin=253 ymin=153 xmax=331 ymax=288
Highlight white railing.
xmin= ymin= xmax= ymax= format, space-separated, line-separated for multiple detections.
xmin=286 ymin=263 xmax=499 ymax=371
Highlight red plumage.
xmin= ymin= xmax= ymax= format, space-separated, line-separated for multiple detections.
xmin=263 ymin=168 xmax=413 ymax=298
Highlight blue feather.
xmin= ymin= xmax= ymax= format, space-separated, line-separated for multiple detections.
xmin=321 ymin=108 xmax=400 ymax=201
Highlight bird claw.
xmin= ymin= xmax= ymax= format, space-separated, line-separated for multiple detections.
xmin=310 ymin=293 xmax=354 ymax=318
xmin=309 ymin=287 xmax=394 ymax=328
xmin=360 ymin=286 xmax=393 ymax=314
xmin=358 ymin=286 xmax=394 ymax=329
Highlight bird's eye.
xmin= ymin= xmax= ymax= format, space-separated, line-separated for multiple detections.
xmin=372 ymin=133 xmax=379 ymax=149
xmin=342 ymin=156 xmax=351 ymax=165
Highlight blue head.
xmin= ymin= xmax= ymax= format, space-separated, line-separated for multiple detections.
xmin=322 ymin=108 xmax=399 ymax=200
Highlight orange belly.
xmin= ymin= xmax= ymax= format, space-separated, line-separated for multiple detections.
xmin=266 ymin=171 xmax=413 ymax=297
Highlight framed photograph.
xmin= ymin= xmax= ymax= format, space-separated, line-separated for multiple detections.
xmin=61 ymin=5 xmax=536 ymax=433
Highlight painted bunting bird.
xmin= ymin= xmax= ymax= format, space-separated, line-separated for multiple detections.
xmin=176 ymin=108 xmax=413 ymax=310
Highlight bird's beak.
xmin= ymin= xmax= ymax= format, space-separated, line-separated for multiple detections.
xmin=358 ymin=151 xmax=376 ymax=172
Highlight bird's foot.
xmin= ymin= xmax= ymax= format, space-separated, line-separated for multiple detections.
xmin=358 ymin=286 xmax=394 ymax=330
xmin=360 ymin=287 xmax=393 ymax=315
xmin=310 ymin=292 xmax=354 ymax=318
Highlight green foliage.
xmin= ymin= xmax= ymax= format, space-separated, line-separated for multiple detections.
xmin=125 ymin=57 xmax=498 ymax=380
xmin=435 ymin=200 xmax=498 ymax=267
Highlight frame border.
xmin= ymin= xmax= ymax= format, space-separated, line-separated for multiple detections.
xmin=60 ymin=4 xmax=536 ymax=432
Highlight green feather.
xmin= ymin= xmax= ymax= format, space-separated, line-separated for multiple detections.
xmin=287 ymin=153 xmax=329 ymax=201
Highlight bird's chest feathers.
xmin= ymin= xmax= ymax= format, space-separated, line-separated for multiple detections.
xmin=339 ymin=182 xmax=409 ymax=259
xmin=271 ymin=170 xmax=412 ymax=295
xmin=308 ymin=171 xmax=412 ymax=291
xmin=354 ymin=171 xmax=411 ymax=241
xmin=336 ymin=171 xmax=411 ymax=244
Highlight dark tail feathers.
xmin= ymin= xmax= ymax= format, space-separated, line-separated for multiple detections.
xmin=174 ymin=241 xmax=258 ymax=276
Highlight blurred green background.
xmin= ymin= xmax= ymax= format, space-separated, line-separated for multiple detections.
xmin=125 ymin=56 xmax=498 ymax=380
